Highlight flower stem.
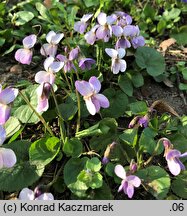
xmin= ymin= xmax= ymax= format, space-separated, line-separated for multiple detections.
xmin=50 ymin=87 xmax=66 ymax=143
xmin=19 ymin=90 xmax=54 ymax=136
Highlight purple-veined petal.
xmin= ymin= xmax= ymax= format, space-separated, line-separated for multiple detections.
xmin=0 ymin=148 xmax=16 ymax=168
xmin=44 ymin=56 xmax=55 ymax=71
xmin=49 ymin=61 xmax=64 ymax=73
xmin=112 ymin=59 xmax=120 ymax=74
xmin=64 ymin=61 xmax=74 ymax=73
xmin=97 ymin=12 xmax=107 ymax=25
xmin=119 ymin=59 xmax=127 ymax=72
xmin=84 ymin=31 xmax=96 ymax=45
xmin=94 ymin=94 xmax=109 ymax=108
xmin=175 ymin=158 xmax=185 ymax=171
xmin=75 ymin=80 xmax=93 ymax=96
xmin=125 ymin=15 xmax=133 ymax=25
xmin=40 ymin=43 xmax=57 ymax=57
xmin=79 ymin=58 xmax=96 ymax=70
xmin=69 ymin=47 xmax=79 ymax=61
xmin=166 ymin=149 xmax=181 ymax=161
xmin=46 ymin=31 xmax=56 ymax=43
xmin=0 ymin=88 xmax=18 ymax=105
xmin=114 ymin=164 xmax=126 ymax=180
xmin=81 ymin=13 xmax=93 ymax=22
xmin=35 ymin=71 xmax=55 ymax=85
xmin=19 ymin=188 xmax=35 ymax=200
xmin=0 ymin=104 xmax=11 ymax=125
xmin=85 ymin=97 xmax=96 ymax=115
xmin=35 ymin=193 xmax=54 ymax=200
xmin=89 ymin=76 xmax=101 ymax=93
xmin=167 ymin=157 xmax=181 ymax=176
xmin=37 ymin=97 xmax=49 ymax=112
xmin=74 ymin=21 xmax=87 ymax=34
xmin=91 ymin=97 xmax=100 ymax=113
xmin=96 ymin=26 xmax=107 ymax=39
xmin=126 ymin=184 xmax=134 ymax=199
xmin=127 ymin=175 xmax=141 ymax=187
xmin=118 ymin=48 xmax=126 ymax=59
xmin=105 ymin=48 xmax=118 ymax=58
xmin=51 ymin=33 xmax=64 ymax=44
xmin=15 ymin=48 xmax=33 ymax=65
xmin=23 ymin=34 xmax=37 ymax=49
xmin=0 ymin=125 xmax=6 ymax=145
xmin=112 ymin=25 xmax=123 ymax=37
xmin=106 ymin=14 xmax=117 ymax=25
xmin=56 ymin=54 xmax=67 ymax=62
xmin=131 ymin=36 xmax=145 ymax=49
xmin=123 ymin=25 xmax=137 ymax=37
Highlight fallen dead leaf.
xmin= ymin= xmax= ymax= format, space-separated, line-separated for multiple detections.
xmin=159 ymin=38 xmax=176 ymax=52
xmin=10 ymin=64 xmax=22 ymax=74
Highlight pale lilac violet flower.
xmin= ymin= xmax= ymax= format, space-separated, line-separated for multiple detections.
xmin=57 ymin=47 xmax=79 ymax=73
xmin=15 ymin=34 xmax=37 ymax=65
xmin=75 ymin=76 xmax=109 ymax=115
xmin=105 ymin=48 xmax=127 ymax=74
xmin=79 ymin=58 xmax=96 ymax=70
xmin=0 ymin=85 xmax=18 ymax=125
xmin=19 ymin=188 xmax=54 ymax=200
xmin=35 ymin=57 xmax=64 ymax=112
xmin=74 ymin=14 xmax=93 ymax=34
xmin=84 ymin=25 xmax=99 ymax=45
xmin=0 ymin=126 xmax=17 ymax=169
xmin=96 ymin=13 xmax=116 ymax=42
xmin=123 ymin=25 xmax=145 ymax=49
xmin=115 ymin=164 xmax=141 ymax=199
xmin=36 ymin=83 xmax=51 ymax=112
xmin=161 ymin=138 xmax=187 ymax=176
xmin=131 ymin=36 xmax=145 ymax=49
xmin=40 ymin=31 xmax=64 ymax=57
xmin=115 ymin=11 xmax=132 ymax=26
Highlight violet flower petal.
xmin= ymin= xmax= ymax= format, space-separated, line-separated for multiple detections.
xmin=15 ymin=48 xmax=33 ymax=65
xmin=40 ymin=43 xmax=57 ymax=57
xmin=91 ymin=97 xmax=100 ymax=113
xmin=51 ymin=33 xmax=64 ymax=44
xmin=19 ymin=188 xmax=35 ymax=200
xmin=97 ymin=12 xmax=107 ymax=25
xmin=44 ymin=56 xmax=55 ymax=71
xmin=89 ymin=76 xmax=101 ymax=93
xmin=94 ymin=94 xmax=109 ymax=108
xmin=46 ymin=31 xmax=56 ymax=43
xmin=85 ymin=97 xmax=96 ymax=115
xmin=0 ymin=148 xmax=17 ymax=168
xmin=105 ymin=48 xmax=118 ymax=58
xmin=127 ymin=175 xmax=141 ymax=187
xmin=81 ymin=13 xmax=93 ymax=22
xmin=166 ymin=149 xmax=181 ymax=161
xmin=23 ymin=34 xmax=37 ymax=49
xmin=75 ymin=80 xmax=93 ymax=96
xmin=0 ymin=88 xmax=18 ymax=105
xmin=112 ymin=25 xmax=123 ymax=37
xmin=0 ymin=104 xmax=11 ymax=125
xmin=114 ymin=164 xmax=126 ymax=179
xmin=96 ymin=26 xmax=108 ymax=39
xmin=35 ymin=193 xmax=54 ymax=200
xmin=126 ymin=184 xmax=134 ymax=199
xmin=35 ymin=71 xmax=55 ymax=85
xmin=0 ymin=125 xmax=6 ymax=145
xmin=167 ymin=157 xmax=181 ymax=176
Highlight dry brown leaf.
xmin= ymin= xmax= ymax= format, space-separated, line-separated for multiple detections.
xmin=163 ymin=78 xmax=174 ymax=88
xmin=44 ymin=0 xmax=52 ymax=8
xmin=150 ymin=99 xmax=180 ymax=117
xmin=159 ymin=38 xmax=176 ymax=52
